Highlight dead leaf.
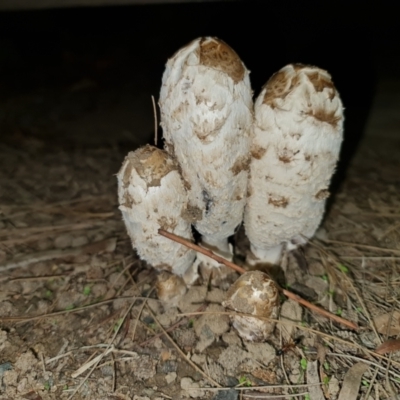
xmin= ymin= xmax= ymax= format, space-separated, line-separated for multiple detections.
xmin=374 ymin=311 xmax=400 ymax=336
xmin=307 ymin=360 xmax=325 ymax=400
xmin=375 ymin=339 xmax=400 ymax=355
xmin=22 ymin=392 xmax=42 ymax=400
xmin=337 ymin=362 xmax=369 ymax=400
xmin=316 ymin=341 xmax=328 ymax=365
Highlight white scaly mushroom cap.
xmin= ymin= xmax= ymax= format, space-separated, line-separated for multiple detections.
xmin=159 ymin=37 xmax=253 ymax=253
xmin=117 ymin=145 xmax=197 ymax=282
xmin=244 ymin=64 xmax=344 ymax=264
xmin=222 ymin=271 xmax=279 ymax=341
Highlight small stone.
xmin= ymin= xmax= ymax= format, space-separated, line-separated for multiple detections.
xmin=307 ymin=260 xmax=325 ymax=276
xmin=218 ymin=345 xmax=248 ymax=375
xmin=157 ymin=306 xmax=180 ymax=327
xmin=91 ymin=283 xmax=108 ymax=298
xmin=222 ymin=332 xmax=241 ymax=346
xmin=71 ymin=236 xmax=89 ymax=247
xmin=245 ymin=342 xmax=275 ymax=364
xmin=36 ymin=239 xmax=52 ymax=251
xmin=173 ymin=328 xmax=197 ymax=350
xmin=305 ymin=276 xmax=328 ymax=295
xmin=180 ymin=377 xmax=205 ymax=398
xmin=54 ymin=234 xmax=72 ymax=249
xmin=165 ymin=372 xmax=177 ymax=384
xmin=178 ymin=286 xmax=207 ymax=313
xmin=157 ymin=360 xmax=177 ymax=374
xmin=14 ymin=350 xmax=38 ymax=374
xmin=195 ymin=325 xmax=215 ymax=352
xmin=194 ymin=304 xmax=229 ymax=338
xmin=206 ymin=288 xmax=226 ymax=304
xmin=207 ymin=361 xmax=227 ymax=385
xmin=213 ymin=389 xmax=238 ymax=400
xmin=191 ymin=354 xmax=206 ymax=366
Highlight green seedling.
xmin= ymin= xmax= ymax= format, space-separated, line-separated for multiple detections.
xmin=238 ymin=376 xmax=252 ymax=387
xmin=338 ymin=263 xmax=349 ymax=273
xmin=300 ymin=358 xmax=308 ymax=371
xmin=83 ymin=285 xmax=91 ymax=296
xmin=114 ymin=318 xmax=124 ymax=332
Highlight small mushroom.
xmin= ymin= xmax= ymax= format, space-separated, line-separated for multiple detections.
xmin=244 ymin=64 xmax=344 ymax=265
xmin=159 ymin=37 xmax=253 ymax=279
xmin=223 ymin=270 xmax=279 ymax=341
xmin=117 ymin=145 xmax=197 ymax=286
xmin=156 ymin=271 xmax=187 ymax=305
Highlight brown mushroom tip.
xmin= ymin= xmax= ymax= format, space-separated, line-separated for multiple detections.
xmin=262 ymin=63 xmax=337 ymax=109
xmin=124 ymin=145 xmax=178 ymax=188
xmin=199 ymin=37 xmax=245 ymax=83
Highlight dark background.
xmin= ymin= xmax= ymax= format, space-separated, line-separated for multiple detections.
xmin=0 ymin=1 xmax=398 ymax=188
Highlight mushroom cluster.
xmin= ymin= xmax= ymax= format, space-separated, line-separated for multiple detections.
xmin=117 ymin=38 xmax=344 ymax=340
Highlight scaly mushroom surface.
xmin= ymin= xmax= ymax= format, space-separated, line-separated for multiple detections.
xmin=159 ymin=37 xmax=253 ymax=275
xmin=244 ymin=64 xmax=344 ymax=265
xmin=117 ymin=145 xmax=197 ymax=285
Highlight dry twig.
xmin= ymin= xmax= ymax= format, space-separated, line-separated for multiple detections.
xmin=158 ymin=229 xmax=359 ymax=330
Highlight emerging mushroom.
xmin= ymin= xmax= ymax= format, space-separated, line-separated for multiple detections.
xmin=159 ymin=37 xmax=253 ymax=282
xmin=117 ymin=145 xmax=197 ymax=290
xmin=223 ymin=270 xmax=279 ymax=341
xmin=244 ymin=64 xmax=344 ymax=266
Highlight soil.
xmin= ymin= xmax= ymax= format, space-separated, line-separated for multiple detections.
xmin=1 ymin=4 xmax=400 ymax=400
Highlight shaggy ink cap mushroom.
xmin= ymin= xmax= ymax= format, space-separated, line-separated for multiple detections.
xmin=244 ymin=64 xmax=344 ymax=266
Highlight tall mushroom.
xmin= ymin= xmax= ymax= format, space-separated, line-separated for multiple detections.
xmin=244 ymin=64 xmax=344 ymax=265
xmin=159 ymin=37 xmax=253 ymax=283
xmin=117 ymin=145 xmax=197 ymax=299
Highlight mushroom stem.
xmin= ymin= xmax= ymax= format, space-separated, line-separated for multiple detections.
xmin=248 ymin=243 xmax=284 ymax=266
xmin=201 ymin=236 xmax=231 ymax=256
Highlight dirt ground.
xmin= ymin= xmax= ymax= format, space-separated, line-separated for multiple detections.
xmin=1 ymin=4 xmax=400 ymax=400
